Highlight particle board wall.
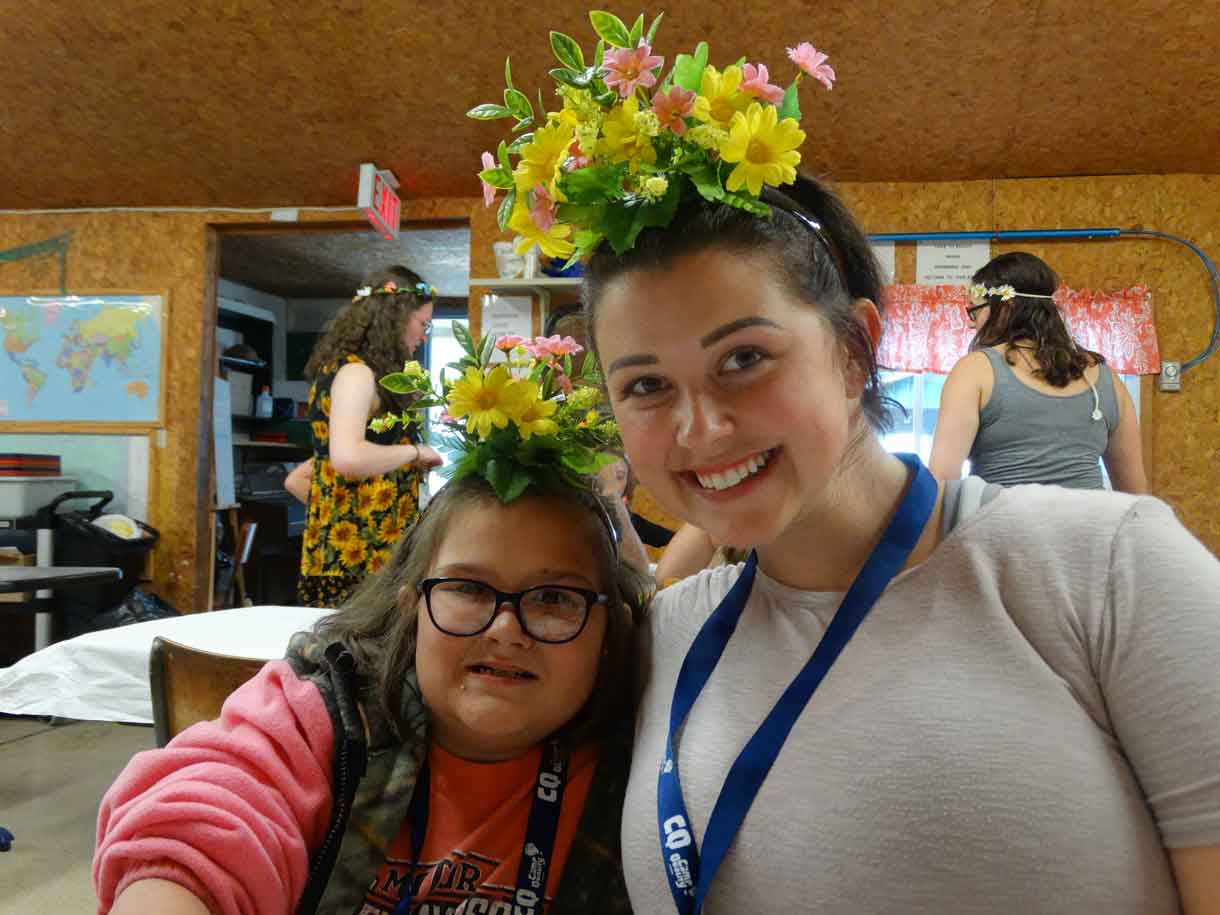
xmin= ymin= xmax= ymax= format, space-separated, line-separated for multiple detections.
xmin=1 ymin=199 xmax=482 ymax=613
xmin=840 ymin=173 xmax=1219 ymax=554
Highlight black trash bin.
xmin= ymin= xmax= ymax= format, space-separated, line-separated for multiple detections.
xmin=37 ymin=491 xmax=160 ymax=637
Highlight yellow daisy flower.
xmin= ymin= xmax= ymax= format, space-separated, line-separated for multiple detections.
xmin=599 ymin=97 xmax=657 ymax=169
xmin=514 ymin=388 xmax=560 ymax=440
xmin=320 ymin=460 xmax=336 ymax=487
xmin=340 ymin=540 xmax=368 ymax=568
xmin=356 ymin=482 xmax=377 ymax=516
xmin=447 ymin=364 xmax=534 ymax=439
xmin=371 ymin=478 xmax=397 ymax=513
xmin=508 ymin=201 xmax=576 ymax=260
xmin=378 ymin=514 xmax=404 ymax=544
xmin=691 ymin=65 xmax=751 ymax=130
xmin=720 ymin=102 xmax=806 ymax=197
xmin=513 ymin=121 xmax=575 ymax=198
xmin=328 ymin=520 xmax=359 ymax=550
xmin=333 ymin=488 xmax=353 ymax=516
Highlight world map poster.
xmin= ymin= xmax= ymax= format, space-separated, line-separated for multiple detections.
xmin=0 ymin=294 xmax=164 ymax=423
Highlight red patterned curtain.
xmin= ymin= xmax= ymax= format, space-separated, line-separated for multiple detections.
xmin=877 ymin=284 xmax=1161 ymax=375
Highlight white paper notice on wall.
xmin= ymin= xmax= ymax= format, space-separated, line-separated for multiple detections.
xmin=871 ymin=241 xmax=896 ymax=284
xmin=480 ymin=294 xmax=532 ymax=360
xmin=916 ymin=240 xmax=992 ymax=285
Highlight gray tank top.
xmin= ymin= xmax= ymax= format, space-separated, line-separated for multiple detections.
xmin=968 ymin=347 xmax=1120 ymax=489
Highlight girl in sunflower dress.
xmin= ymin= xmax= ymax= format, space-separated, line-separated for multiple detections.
xmin=293 ymin=266 xmax=443 ymax=607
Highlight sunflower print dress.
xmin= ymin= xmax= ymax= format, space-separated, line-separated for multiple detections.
xmin=297 ymin=355 xmax=421 ymax=607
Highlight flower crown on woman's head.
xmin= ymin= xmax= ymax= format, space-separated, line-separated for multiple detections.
xmin=469 ymin=10 xmax=836 ymax=260
xmin=354 ymin=280 xmax=437 ymax=302
xmin=370 ymin=325 xmax=619 ymax=502
xmin=967 ymin=283 xmax=1057 ymax=307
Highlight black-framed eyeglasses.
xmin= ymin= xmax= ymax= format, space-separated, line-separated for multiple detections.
xmin=419 ymin=577 xmax=607 ymax=644
xmin=965 ymin=302 xmax=989 ymax=321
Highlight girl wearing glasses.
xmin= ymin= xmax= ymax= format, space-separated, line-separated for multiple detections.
xmin=928 ymin=251 xmax=1148 ymax=491
xmin=96 ymin=474 xmax=649 ymax=914
xmin=288 ymin=266 xmax=444 ymax=608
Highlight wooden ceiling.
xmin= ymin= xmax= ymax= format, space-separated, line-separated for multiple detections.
xmin=3 ymin=0 xmax=1219 ymax=211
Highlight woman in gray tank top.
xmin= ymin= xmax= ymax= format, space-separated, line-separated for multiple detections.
xmin=929 ymin=251 xmax=1148 ymax=491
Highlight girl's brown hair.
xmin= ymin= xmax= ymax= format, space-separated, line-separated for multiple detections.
xmin=304 ymin=265 xmax=433 ymax=413
xmin=970 ymin=251 xmax=1105 ymax=386
xmin=314 ymin=476 xmax=651 ymax=746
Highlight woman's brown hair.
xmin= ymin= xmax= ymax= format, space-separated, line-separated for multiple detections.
xmin=314 ymin=475 xmax=651 ymax=746
xmin=970 ymin=251 xmax=1105 ymax=387
xmin=304 ymin=265 xmax=433 ymax=413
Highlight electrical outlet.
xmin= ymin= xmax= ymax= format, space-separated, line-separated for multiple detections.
xmin=1159 ymin=361 xmax=1181 ymax=392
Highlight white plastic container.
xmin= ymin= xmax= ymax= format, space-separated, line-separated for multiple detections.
xmin=255 ymin=386 xmax=274 ymax=419
xmin=0 ymin=477 xmax=78 ymax=519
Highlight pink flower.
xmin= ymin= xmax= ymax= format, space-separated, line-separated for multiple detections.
xmin=740 ymin=62 xmax=785 ymax=105
xmin=601 ymin=41 xmax=664 ymax=98
xmin=438 ymin=410 xmax=455 ymax=424
xmin=479 ymin=151 xmax=497 ymax=208
xmin=651 ymin=86 xmax=696 ymax=135
xmin=529 ymin=183 xmax=557 ymax=232
xmin=383 ymin=281 xmax=398 ymax=292
xmin=530 ymin=334 xmax=584 ymax=358
xmin=554 ymin=372 xmax=574 ymax=395
xmin=787 ymin=42 xmax=835 ymax=90
xmin=495 ymin=334 xmax=527 ymax=351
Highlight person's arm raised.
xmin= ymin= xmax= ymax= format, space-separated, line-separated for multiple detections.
xmin=327 ymin=362 xmax=432 ymax=479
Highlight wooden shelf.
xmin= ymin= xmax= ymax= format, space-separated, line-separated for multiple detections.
xmin=469 ymin=276 xmax=581 ymax=313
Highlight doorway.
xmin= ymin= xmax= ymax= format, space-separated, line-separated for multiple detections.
xmin=209 ymin=222 xmax=471 ymax=607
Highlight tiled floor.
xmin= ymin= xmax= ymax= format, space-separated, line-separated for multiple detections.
xmin=0 ymin=717 xmax=153 ymax=912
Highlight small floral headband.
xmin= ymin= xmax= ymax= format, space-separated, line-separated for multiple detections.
xmin=967 ymin=283 xmax=1056 ymax=307
xmin=353 ymin=280 xmax=437 ymax=302
xmin=370 ymin=325 xmax=620 ymax=503
xmin=469 ymin=10 xmax=836 ymax=261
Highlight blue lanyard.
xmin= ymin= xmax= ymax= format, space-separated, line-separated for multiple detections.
xmin=393 ymin=739 xmax=569 ymax=915
xmin=657 ymin=454 xmax=937 ymax=914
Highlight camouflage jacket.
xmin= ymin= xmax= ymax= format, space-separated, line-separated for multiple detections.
xmin=285 ymin=632 xmax=634 ymax=915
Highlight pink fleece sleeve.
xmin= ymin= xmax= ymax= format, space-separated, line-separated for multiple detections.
xmin=94 ymin=659 xmax=336 ymax=915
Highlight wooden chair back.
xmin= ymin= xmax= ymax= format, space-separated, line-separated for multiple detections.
xmin=149 ymin=636 xmax=267 ymax=747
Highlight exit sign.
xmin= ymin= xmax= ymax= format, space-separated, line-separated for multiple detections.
xmin=357 ymin=163 xmax=400 ymax=241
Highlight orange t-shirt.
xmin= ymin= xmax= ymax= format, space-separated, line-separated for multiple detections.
xmin=358 ymin=742 xmax=600 ymax=915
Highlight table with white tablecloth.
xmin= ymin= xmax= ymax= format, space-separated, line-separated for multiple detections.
xmin=0 ymin=605 xmax=330 ymax=723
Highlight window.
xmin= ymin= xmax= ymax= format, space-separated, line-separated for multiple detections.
xmin=879 ymin=370 xmax=1141 ymax=485
xmin=420 ymin=316 xmax=467 ymax=498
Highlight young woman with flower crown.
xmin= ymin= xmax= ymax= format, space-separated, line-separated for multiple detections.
xmin=470 ymin=12 xmax=1220 ymax=914
xmin=928 ymin=250 xmax=1148 ymax=491
xmin=291 ymin=265 xmax=444 ymax=609
xmin=94 ymin=332 xmax=649 ymax=915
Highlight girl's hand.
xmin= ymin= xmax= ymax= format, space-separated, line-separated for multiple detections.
xmin=413 ymin=445 xmax=444 ymax=469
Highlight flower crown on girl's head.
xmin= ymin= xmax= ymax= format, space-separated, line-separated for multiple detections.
xmin=967 ymin=283 xmax=1056 ymax=306
xmin=369 ymin=325 xmax=619 ymax=502
xmin=354 ymin=280 xmax=437 ymax=302
xmin=469 ymin=10 xmax=836 ymax=260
